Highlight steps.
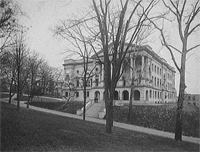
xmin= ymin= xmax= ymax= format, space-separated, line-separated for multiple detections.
xmin=86 ymin=102 xmax=105 ymax=118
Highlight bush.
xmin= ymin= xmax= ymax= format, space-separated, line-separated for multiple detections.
xmin=113 ymin=105 xmax=199 ymax=138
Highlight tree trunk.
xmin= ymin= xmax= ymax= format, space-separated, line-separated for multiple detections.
xmin=127 ymin=80 xmax=134 ymax=122
xmin=83 ymin=88 xmax=86 ymax=121
xmin=8 ymin=77 xmax=14 ymax=104
xmin=175 ymin=52 xmax=186 ymax=141
xmin=106 ymin=101 xmax=113 ymax=133
xmin=27 ymin=95 xmax=30 ymax=108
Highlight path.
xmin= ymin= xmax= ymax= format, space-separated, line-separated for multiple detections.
xmin=0 ymin=98 xmax=199 ymax=145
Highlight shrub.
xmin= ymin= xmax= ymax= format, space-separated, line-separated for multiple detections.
xmin=113 ymin=105 xmax=199 ymax=138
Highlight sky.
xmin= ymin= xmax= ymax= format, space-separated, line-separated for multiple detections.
xmin=16 ymin=0 xmax=200 ymax=94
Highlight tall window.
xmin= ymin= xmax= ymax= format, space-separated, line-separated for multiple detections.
xmin=150 ymin=90 xmax=152 ymax=98
xmin=87 ymin=91 xmax=89 ymax=97
xmin=65 ymin=92 xmax=68 ymax=97
xmin=76 ymin=92 xmax=79 ymax=97
xmin=96 ymin=79 xmax=99 ymax=87
xmin=157 ymin=78 xmax=159 ymax=87
xmin=77 ymin=80 xmax=79 ymax=87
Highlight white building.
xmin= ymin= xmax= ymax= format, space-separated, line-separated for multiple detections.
xmin=63 ymin=44 xmax=176 ymax=104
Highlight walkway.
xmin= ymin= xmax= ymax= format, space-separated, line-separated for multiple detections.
xmin=1 ymin=98 xmax=199 ymax=145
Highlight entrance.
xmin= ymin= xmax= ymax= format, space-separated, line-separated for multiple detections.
xmin=94 ymin=91 xmax=100 ymax=103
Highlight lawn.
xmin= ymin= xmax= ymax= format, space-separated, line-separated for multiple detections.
xmin=29 ymin=101 xmax=83 ymax=114
xmin=1 ymin=102 xmax=199 ymax=152
xmin=113 ymin=104 xmax=199 ymax=138
xmin=0 ymin=92 xmax=10 ymax=98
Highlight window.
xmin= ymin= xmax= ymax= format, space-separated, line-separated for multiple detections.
xmin=160 ymin=79 xmax=162 ymax=88
xmin=65 ymin=92 xmax=68 ymax=97
xmin=193 ymin=96 xmax=196 ymax=101
xmin=77 ymin=70 xmax=79 ymax=74
xmin=153 ymin=91 xmax=154 ymax=98
xmin=77 ymin=80 xmax=79 ymax=87
xmin=155 ymin=91 xmax=157 ymax=99
xmin=90 ymin=79 xmax=93 ymax=87
xmin=152 ymin=64 xmax=154 ymax=71
xmin=150 ymin=90 xmax=152 ymax=98
xmin=76 ymin=92 xmax=79 ymax=97
xmin=160 ymin=68 xmax=162 ymax=75
xmin=154 ymin=77 xmax=156 ymax=86
xmin=154 ymin=65 xmax=156 ymax=73
xmin=157 ymin=78 xmax=159 ymax=87
xmin=96 ymin=79 xmax=99 ymax=86
xmin=157 ymin=67 xmax=159 ymax=74
xmin=123 ymin=77 xmax=126 ymax=86
xmin=87 ymin=91 xmax=89 ymax=97
xmin=86 ymin=80 xmax=90 ymax=87
xmin=188 ymin=96 xmax=191 ymax=100
xmin=96 ymin=67 xmax=98 ymax=71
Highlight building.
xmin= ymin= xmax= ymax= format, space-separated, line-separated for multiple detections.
xmin=184 ymin=94 xmax=200 ymax=107
xmin=62 ymin=44 xmax=177 ymax=104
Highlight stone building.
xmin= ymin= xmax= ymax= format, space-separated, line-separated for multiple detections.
xmin=63 ymin=44 xmax=177 ymax=104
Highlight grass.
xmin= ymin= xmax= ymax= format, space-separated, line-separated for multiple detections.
xmin=29 ymin=101 xmax=83 ymax=114
xmin=113 ymin=104 xmax=199 ymax=138
xmin=1 ymin=101 xmax=199 ymax=152
xmin=0 ymin=92 xmax=10 ymax=98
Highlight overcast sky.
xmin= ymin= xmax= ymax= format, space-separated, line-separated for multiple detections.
xmin=16 ymin=0 xmax=200 ymax=94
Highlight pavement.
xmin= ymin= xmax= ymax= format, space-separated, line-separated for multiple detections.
xmin=1 ymin=97 xmax=199 ymax=145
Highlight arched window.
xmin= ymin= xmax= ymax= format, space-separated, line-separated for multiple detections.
xmin=122 ymin=90 xmax=129 ymax=100
xmin=146 ymin=90 xmax=149 ymax=101
xmin=134 ymin=90 xmax=140 ymax=100
xmin=114 ymin=91 xmax=119 ymax=100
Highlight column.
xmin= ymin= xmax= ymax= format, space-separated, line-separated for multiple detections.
xmin=141 ymin=55 xmax=144 ymax=78
xmin=102 ymin=64 xmax=104 ymax=81
xmin=146 ymin=57 xmax=149 ymax=79
xmin=130 ymin=57 xmax=133 ymax=79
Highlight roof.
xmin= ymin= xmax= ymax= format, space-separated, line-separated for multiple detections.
xmin=91 ymin=43 xmax=175 ymax=72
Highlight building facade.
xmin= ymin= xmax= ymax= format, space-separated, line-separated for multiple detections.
xmin=63 ymin=44 xmax=177 ymax=104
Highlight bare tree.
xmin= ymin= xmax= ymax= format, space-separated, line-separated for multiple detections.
xmin=0 ymin=0 xmax=23 ymax=53
xmin=92 ymin=0 xmax=158 ymax=133
xmin=38 ymin=62 xmax=52 ymax=95
xmin=54 ymin=20 xmax=97 ymax=120
xmin=12 ymin=29 xmax=29 ymax=110
xmin=147 ymin=0 xmax=200 ymax=141
xmin=0 ymin=50 xmax=16 ymax=103
xmin=26 ymin=51 xmax=43 ymax=108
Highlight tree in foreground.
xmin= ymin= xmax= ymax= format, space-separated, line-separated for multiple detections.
xmin=148 ymin=0 xmax=200 ymax=141
xmin=92 ymin=0 xmax=158 ymax=133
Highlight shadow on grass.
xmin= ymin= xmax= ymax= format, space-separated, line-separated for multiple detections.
xmin=1 ymin=102 xmax=199 ymax=152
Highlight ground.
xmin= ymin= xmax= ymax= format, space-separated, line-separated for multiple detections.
xmin=1 ymin=101 xmax=199 ymax=152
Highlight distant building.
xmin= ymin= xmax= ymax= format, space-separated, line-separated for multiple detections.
xmin=184 ymin=94 xmax=200 ymax=107
xmin=63 ymin=44 xmax=177 ymax=104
